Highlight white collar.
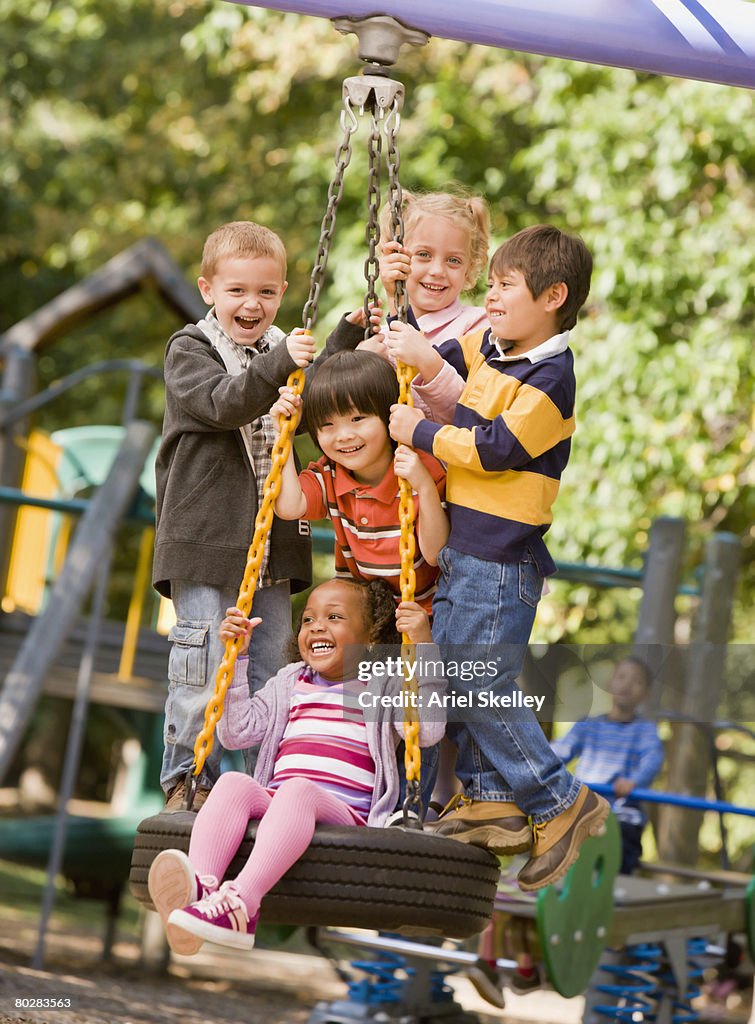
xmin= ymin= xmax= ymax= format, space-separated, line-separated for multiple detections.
xmin=491 ymin=329 xmax=570 ymax=363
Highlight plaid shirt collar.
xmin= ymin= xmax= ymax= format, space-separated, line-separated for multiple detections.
xmin=199 ymin=310 xmax=272 ymax=367
xmin=197 ymin=310 xmax=279 ymax=585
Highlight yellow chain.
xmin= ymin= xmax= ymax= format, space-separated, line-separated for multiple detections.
xmin=192 ymin=352 xmax=421 ymax=786
xmin=395 ymin=358 xmax=421 ymax=786
xmin=192 ymin=364 xmax=306 ymax=777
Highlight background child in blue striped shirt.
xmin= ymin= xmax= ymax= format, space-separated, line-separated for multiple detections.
xmin=552 ymin=656 xmax=664 ymax=874
xmin=388 ymin=225 xmax=606 ymax=892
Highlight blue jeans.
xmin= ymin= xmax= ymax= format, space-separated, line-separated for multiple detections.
xmin=161 ymin=579 xmax=292 ymax=793
xmin=431 ymin=546 xmax=580 ymax=823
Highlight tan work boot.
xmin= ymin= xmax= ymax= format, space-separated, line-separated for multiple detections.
xmin=165 ymin=780 xmax=212 ymax=813
xmin=517 ymin=786 xmax=610 ymax=892
xmin=425 ymin=793 xmax=532 ymax=855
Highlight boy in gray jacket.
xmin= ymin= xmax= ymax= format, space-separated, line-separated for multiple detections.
xmin=153 ymin=221 xmax=361 ymax=809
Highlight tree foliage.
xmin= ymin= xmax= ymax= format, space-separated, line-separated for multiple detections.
xmin=2 ymin=0 xmax=753 ymax=644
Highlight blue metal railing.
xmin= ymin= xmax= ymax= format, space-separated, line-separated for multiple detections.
xmin=589 ymin=782 xmax=755 ymax=819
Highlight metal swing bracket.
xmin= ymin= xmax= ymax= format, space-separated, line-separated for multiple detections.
xmin=342 ymin=74 xmax=405 ymax=116
xmin=336 ymin=14 xmax=429 ymax=114
xmin=332 ymin=14 xmax=429 ymax=68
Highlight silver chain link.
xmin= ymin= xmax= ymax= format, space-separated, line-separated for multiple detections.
xmin=383 ymin=101 xmax=407 ymax=323
xmin=302 ymin=80 xmax=405 ymax=333
xmin=363 ymin=107 xmax=382 ymax=338
xmin=302 ymin=98 xmax=359 ymax=331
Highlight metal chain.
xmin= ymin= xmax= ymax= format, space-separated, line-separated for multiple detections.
xmin=362 ymin=107 xmax=382 ymax=338
xmin=384 ymin=101 xmax=407 ymax=325
xmin=192 ymin=367 xmax=306 ymax=777
xmin=302 ymin=97 xmax=359 ymax=331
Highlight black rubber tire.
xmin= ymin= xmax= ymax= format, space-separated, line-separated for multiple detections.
xmin=130 ymin=811 xmax=499 ymax=939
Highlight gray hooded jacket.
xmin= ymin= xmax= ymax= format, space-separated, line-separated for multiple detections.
xmin=153 ymin=317 xmax=363 ymax=597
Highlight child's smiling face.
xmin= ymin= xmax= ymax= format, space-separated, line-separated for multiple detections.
xmin=298 ymin=580 xmax=369 ymax=680
xmin=316 ymin=408 xmax=393 ymax=488
xmin=405 ymin=214 xmax=471 ymax=318
xmin=198 ymin=255 xmax=287 ymax=347
xmin=485 ymin=267 xmax=563 ymax=353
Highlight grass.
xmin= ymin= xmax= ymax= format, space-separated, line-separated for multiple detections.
xmin=0 ymin=857 xmax=142 ymax=937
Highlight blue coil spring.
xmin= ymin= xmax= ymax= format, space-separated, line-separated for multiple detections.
xmin=346 ymin=952 xmax=408 ymax=1006
xmin=657 ymin=936 xmax=707 ymax=1024
xmin=592 ymin=937 xmax=708 ymax=1024
xmin=344 ymin=953 xmax=457 ymax=1008
xmin=593 ymin=943 xmax=663 ymax=1022
xmin=429 ymin=966 xmax=456 ymax=1004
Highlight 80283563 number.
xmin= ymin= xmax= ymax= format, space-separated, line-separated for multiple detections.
xmin=15 ymin=998 xmax=73 ymax=1008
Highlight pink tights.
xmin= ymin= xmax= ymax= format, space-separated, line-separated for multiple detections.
xmin=188 ymin=771 xmax=361 ymax=916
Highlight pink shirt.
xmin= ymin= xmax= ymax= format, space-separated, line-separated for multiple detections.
xmin=390 ymin=300 xmax=488 ymax=424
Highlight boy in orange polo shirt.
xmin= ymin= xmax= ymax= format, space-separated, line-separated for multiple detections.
xmin=272 ymin=349 xmax=447 ymax=621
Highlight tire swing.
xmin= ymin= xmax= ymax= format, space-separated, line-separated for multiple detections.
xmin=129 ymin=16 xmax=500 ymax=940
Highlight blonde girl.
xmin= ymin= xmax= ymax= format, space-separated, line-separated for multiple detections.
xmin=371 ymin=189 xmax=491 ymax=423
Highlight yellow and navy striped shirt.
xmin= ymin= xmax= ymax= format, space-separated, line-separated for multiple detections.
xmin=412 ymin=327 xmax=575 ymax=576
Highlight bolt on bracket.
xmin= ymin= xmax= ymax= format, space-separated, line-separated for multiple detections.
xmin=332 ymin=14 xmax=430 ymax=66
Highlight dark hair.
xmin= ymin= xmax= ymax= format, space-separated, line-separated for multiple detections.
xmin=489 ymin=225 xmax=593 ymax=331
xmin=287 ymin=577 xmax=400 ymax=660
xmin=619 ymin=655 xmax=653 ymax=688
xmin=304 ymin=350 xmax=399 ymax=444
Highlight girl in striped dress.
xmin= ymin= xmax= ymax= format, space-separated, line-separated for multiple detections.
xmin=147 ymin=577 xmax=443 ymax=953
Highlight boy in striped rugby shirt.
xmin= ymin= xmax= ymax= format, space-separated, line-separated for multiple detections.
xmin=388 ymin=225 xmax=610 ymax=891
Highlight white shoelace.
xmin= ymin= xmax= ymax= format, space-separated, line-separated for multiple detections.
xmin=196 ymin=883 xmax=249 ymax=922
xmin=198 ymin=873 xmax=219 ymax=896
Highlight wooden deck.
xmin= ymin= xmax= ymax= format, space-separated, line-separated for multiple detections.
xmin=0 ymin=610 xmax=168 ymax=713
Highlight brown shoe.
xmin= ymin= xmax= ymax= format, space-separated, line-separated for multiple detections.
xmin=425 ymin=794 xmax=532 ymax=855
xmin=517 ymin=786 xmax=610 ymax=892
xmin=467 ymin=960 xmax=506 ymax=1009
xmin=165 ymin=780 xmax=212 ymax=813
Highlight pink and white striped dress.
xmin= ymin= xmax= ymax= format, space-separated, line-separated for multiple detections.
xmin=267 ymin=668 xmax=375 ymax=823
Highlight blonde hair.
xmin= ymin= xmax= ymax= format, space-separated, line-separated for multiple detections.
xmin=378 ymin=189 xmax=490 ymax=290
xmin=201 ymin=221 xmax=287 ymax=279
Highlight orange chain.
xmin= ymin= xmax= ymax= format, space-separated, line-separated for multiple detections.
xmin=193 ymin=354 xmax=421 ymax=787
xmin=192 ymin=364 xmax=306 ymax=777
xmin=395 ymin=357 xmax=421 ymax=786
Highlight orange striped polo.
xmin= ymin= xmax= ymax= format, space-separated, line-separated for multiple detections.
xmin=299 ymin=452 xmax=446 ymax=613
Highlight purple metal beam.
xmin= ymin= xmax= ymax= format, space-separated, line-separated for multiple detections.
xmin=225 ymin=0 xmax=755 ymax=89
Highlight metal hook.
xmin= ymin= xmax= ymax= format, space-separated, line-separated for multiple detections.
xmin=340 ymin=97 xmax=359 ymax=135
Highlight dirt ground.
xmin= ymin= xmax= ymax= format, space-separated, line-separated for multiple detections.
xmin=0 ymin=921 xmax=321 ymax=1024
xmin=2 ymin=890 xmax=749 ymax=1024
xmin=0 ymin=905 xmax=515 ymax=1024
